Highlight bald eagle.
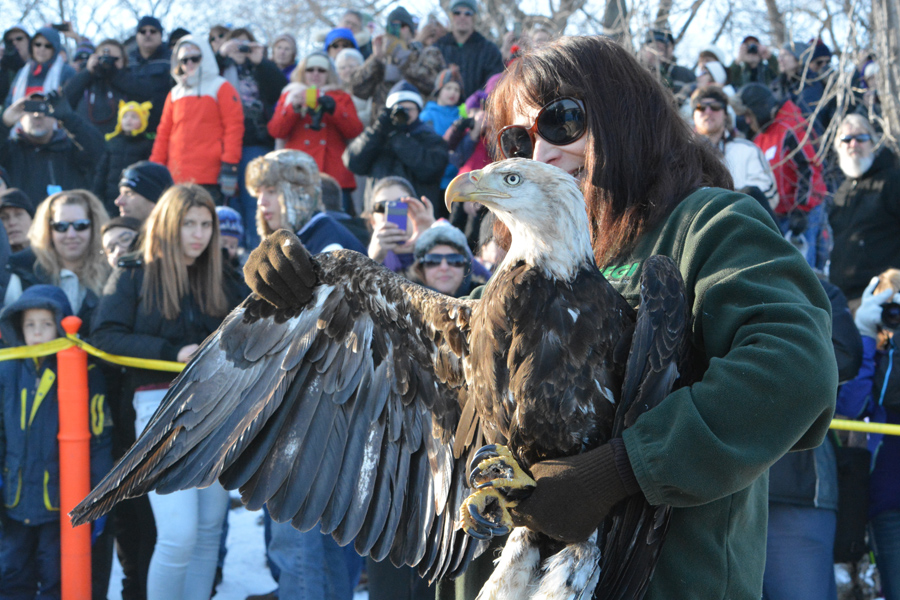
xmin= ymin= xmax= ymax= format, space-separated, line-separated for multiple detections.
xmin=71 ymin=159 xmax=688 ymax=600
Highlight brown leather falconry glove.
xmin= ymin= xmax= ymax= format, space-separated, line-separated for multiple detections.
xmin=510 ymin=438 xmax=641 ymax=543
xmin=244 ymin=229 xmax=317 ymax=310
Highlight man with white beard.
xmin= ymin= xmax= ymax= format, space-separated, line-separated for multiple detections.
xmin=828 ymin=113 xmax=900 ymax=304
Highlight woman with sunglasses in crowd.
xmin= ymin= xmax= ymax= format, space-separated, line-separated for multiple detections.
xmin=149 ymin=35 xmax=243 ymax=205
xmin=409 ymin=221 xmax=486 ymax=298
xmin=268 ymin=51 xmax=363 ymax=216
xmin=246 ymin=36 xmax=837 ymax=600
xmin=90 ymin=184 xmax=243 ymax=600
xmin=6 ymin=26 xmax=75 ymax=105
xmin=4 ymin=190 xmax=109 ymax=326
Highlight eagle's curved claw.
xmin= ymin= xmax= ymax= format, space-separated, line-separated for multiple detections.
xmin=460 ymin=445 xmax=536 ymax=539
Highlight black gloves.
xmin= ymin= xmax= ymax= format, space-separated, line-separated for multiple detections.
xmin=45 ymin=90 xmax=73 ymax=122
xmin=244 ymin=229 xmax=317 ymax=310
xmin=376 ymin=106 xmax=394 ymax=131
xmin=510 ymin=438 xmax=641 ymax=543
xmin=218 ymin=162 xmax=239 ymax=198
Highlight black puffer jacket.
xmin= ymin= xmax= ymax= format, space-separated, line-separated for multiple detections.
xmin=828 ymin=148 xmax=900 ymax=300
xmin=93 ymin=133 xmax=155 ymax=212
xmin=344 ymin=112 xmax=448 ymax=206
xmin=89 ymin=255 xmax=244 ymax=390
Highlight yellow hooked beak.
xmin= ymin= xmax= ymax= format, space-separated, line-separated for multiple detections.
xmin=444 ymin=170 xmax=510 ymax=213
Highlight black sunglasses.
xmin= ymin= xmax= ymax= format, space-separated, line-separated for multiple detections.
xmin=180 ymin=55 xmax=202 ymax=65
xmin=839 ymin=134 xmax=872 ymax=144
xmin=51 ymin=219 xmax=91 ymax=233
xmin=138 ymin=28 xmax=159 ymax=35
xmin=32 ymin=42 xmax=52 ymax=49
xmin=695 ymin=101 xmax=724 ymax=113
xmin=420 ymin=253 xmax=468 ymax=267
xmin=8 ymin=36 xmax=26 ymax=43
xmin=305 ymin=67 xmax=328 ymax=73
xmin=497 ymin=97 xmax=586 ymax=160
xmin=452 ymin=9 xmax=474 ymax=16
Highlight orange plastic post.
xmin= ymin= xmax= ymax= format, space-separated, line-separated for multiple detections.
xmin=57 ymin=316 xmax=92 ymax=600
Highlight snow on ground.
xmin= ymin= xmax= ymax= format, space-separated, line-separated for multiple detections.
xmin=107 ymin=493 xmax=368 ymax=600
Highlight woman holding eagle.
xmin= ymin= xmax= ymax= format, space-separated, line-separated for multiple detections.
xmin=244 ymin=36 xmax=836 ymax=598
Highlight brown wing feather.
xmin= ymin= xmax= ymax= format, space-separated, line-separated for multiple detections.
xmin=70 ymin=250 xmax=487 ymax=581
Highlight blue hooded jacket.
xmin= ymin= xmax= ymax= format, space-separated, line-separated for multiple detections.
xmin=0 ymin=284 xmax=111 ymax=525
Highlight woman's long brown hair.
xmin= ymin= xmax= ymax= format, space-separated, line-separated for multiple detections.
xmin=488 ymin=36 xmax=733 ymax=265
xmin=140 ymin=184 xmax=228 ymax=320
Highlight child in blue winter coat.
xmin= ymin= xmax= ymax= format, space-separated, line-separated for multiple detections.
xmin=0 ymin=284 xmax=112 ymax=600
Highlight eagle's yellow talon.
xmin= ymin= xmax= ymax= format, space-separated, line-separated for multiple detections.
xmin=461 ymin=445 xmax=536 ymax=539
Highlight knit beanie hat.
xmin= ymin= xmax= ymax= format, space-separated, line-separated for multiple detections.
xmin=698 ymin=46 xmax=727 ymax=66
xmin=810 ymin=39 xmax=832 ymax=61
xmin=0 ymin=188 xmax=35 ymax=218
xmin=386 ymin=79 xmax=423 ymax=109
xmin=697 ymin=61 xmax=727 ymax=85
xmin=118 ymin=161 xmax=174 ymax=203
xmin=215 ymin=206 xmax=244 ymax=240
xmin=415 ymin=220 xmax=473 ymax=261
xmin=735 ymin=83 xmax=777 ymax=128
xmin=137 ymin=16 xmax=163 ymax=33
xmin=106 ymin=100 xmax=152 ymax=141
xmin=324 ymin=28 xmax=358 ymax=52
xmin=434 ymin=65 xmax=464 ymax=97
xmin=73 ymin=40 xmax=95 ymax=61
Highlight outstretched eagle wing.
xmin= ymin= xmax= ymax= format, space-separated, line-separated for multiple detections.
xmin=598 ymin=255 xmax=689 ymax=599
xmin=71 ymin=250 xmax=488 ymax=581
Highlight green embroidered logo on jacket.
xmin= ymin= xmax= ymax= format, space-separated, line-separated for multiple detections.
xmin=600 ymin=261 xmax=640 ymax=280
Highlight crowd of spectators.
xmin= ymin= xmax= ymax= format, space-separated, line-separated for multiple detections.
xmin=0 ymin=3 xmax=897 ymax=600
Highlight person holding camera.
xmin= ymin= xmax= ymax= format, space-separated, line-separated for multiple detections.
xmin=268 ymin=51 xmax=363 ymax=217
xmin=344 ymin=80 xmax=448 ymax=212
xmin=349 ymin=6 xmax=446 ymax=118
xmin=61 ymin=39 xmax=130 ymax=137
xmin=836 ymin=270 xmax=900 ymax=600
xmin=0 ymin=90 xmax=105 ymax=205
xmin=216 ymin=27 xmax=286 ymax=248
xmin=729 ymin=35 xmax=779 ymax=88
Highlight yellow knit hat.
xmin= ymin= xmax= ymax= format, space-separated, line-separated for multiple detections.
xmin=105 ymin=100 xmax=152 ymax=140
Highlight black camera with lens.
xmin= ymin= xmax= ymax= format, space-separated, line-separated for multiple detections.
xmin=747 ymin=43 xmax=759 ymax=55
xmin=238 ymin=43 xmax=252 ymax=53
xmin=883 ymin=302 xmax=900 ymax=331
xmin=97 ymin=54 xmax=118 ymax=77
xmin=390 ymin=105 xmax=410 ymax=127
xmin=308 ymin=95 xmax=336 ymax=131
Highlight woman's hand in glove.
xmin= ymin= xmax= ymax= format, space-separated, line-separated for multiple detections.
xmin=854 ymin=277 xmax=897 ymax=338
xmin=243 ymin=229 xmax=317 ymax=310
xmin=510 ymin=438 xmax=642 ymax=543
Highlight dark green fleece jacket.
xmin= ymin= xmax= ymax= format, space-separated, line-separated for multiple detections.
xmin=439 ymin=187 xmax=836 ymax=600
xmin=605 ymin=187 xmax=836 ymax=598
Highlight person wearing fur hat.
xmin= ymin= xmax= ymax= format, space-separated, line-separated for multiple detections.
xmin=345 ymin=79 xmax=449 ymax=214
xmin=246 ymin=149 xmax=365 ymax=254
xmin=93 ymin=100 xmax=155 ymax=211
xmin=61 ymin=38 xmax=130 ymax=137
xmin=5 ymin=26 xmax=76 ymax=105
xmin=268 ymin=51 xmax=363 ymax=217
xmin=349 ymin=6 xmax=446 ymax=117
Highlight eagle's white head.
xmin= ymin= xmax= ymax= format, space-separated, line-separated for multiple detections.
xmin=446 ymin=158 xmax=594 ymax=281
